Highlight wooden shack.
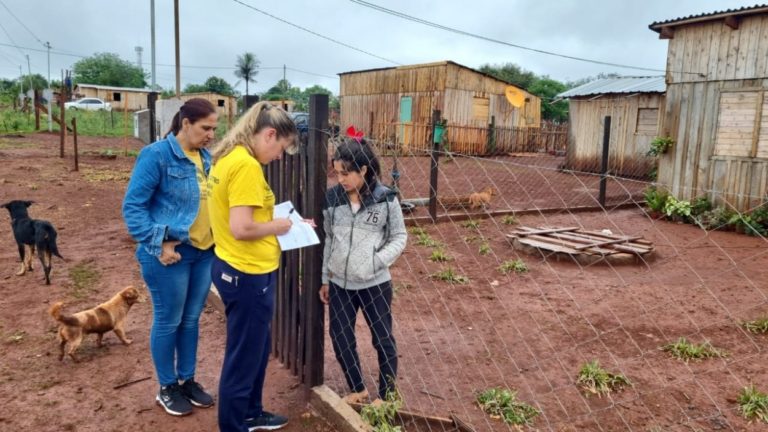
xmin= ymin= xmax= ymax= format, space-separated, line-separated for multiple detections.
xmin=558 ymin=77 xmax=666 ymax=178
xmin=74 ymin=84 xmax=151 ymax=111
xmin=177 ymin=92 xmax=236 ymax=117
xmin=650 ymin=5 xmax=768 ymax=210
xmin=339 ymin=61 xmax=541 ymax=154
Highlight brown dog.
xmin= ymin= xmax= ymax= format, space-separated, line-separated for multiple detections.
xmin=468 ymin=186 xmax=495 ymax=209
xmin=49 ymin=286 xmax=141 ymax=362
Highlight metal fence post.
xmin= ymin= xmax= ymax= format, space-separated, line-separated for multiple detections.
xmin=428 ymin=109 xmax=442 ymax=222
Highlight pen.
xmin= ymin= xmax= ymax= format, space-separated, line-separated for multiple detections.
xmin=288 ymin=207 xmax=295 ymax=215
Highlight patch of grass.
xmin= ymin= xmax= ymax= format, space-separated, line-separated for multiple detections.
xmin=68 ymin=261 xmax=101 ymax=298
xmin=501 ymin=215 xmax=518 ymax=225
xmin=478 ymin=242 xmax=492 ymax=256
xmin=27 ymin=182 xmax=38 ymax=190
xmin=392 ymin=282 xmax=412 ymax=297
xmin=0 ymin=138 xmax=34 ymax=149
xmin=36 ymin=379 xmax=63 ymax=391
xmin=414 ymin=232 xmax=440 ymax=247
xmin=498 ymin=259 xmax=528 ymax=274
xmin=360 ymin=391 xmax=402 ymax=432
xmin=428 ymin=248 xmax=452 ymax=262
xmin=576 ymin=360 xmax=630 ymax=397
xmin=461 ymin=219 xmax=481 ymax=230
xmin=124 ymin=149 xmax=139 ymax=157
xmin=82 ymin=168 xmax=132 ymax=183
xmin=5 ymin=330 xmax=26 ymax=344
xmin=743 ymin=317 xmax=768 ymax=334
xmin=430 ymin=267 xmax=469 ymax=284
xmin=661 ymin=337 xmax=726 ymax=362
xmin=476 ymin=387 xmax=539 ymax=426
xmin=463 ymin=235 xmax=480 ymax=243
xmin=408 ymin=226 xmax=427 ymax=236
xmin=738 ymin=384 xmax=768 ymax=423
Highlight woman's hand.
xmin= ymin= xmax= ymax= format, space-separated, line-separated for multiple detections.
xmin=271 ymin=218 xmax=293 ymax=235
xmin=319 ymin=284 xmax=329 ymax=304
xmin=159 ymin=240 xmax=181 ymax=266
xmin=302 ymin=218 xmax=317 ymax=228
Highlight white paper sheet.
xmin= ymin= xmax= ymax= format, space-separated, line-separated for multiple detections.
xmin=273 ymin=201 xmax=320 ymax=251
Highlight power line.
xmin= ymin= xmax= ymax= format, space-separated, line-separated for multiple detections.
xmin=0 ymin=17 xmax=25 ymax=58
xmin=230 ymin=0 xmax=400 ymax=66
xmin=286 ymin=67 xmax=336 ymax=80
xmin=0 ymin=0 xmax=45 ymax=47
xmin=349 ymin=0 xmax=702 ymax=76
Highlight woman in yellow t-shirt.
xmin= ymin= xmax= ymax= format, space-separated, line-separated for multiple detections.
xmin=207 ymin=102 xmax=298 ymax=432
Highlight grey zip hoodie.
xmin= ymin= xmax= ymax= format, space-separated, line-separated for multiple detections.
xmin=321 ymin=182 xmax=407 ymax=290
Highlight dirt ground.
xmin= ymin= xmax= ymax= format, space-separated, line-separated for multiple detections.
xmin=0 ymin=133 xmax=332 ymax=432
xmin=322 ymin=204 xmax=768 ymax=430
xmin=4 ymin=133 xmax=768 ymax=432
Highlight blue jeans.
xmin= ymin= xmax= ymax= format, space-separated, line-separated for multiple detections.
xmin=137 ymin=243 xmax=214 ymax=386
xmin=212 ymin=256 xmax=276 ymax=432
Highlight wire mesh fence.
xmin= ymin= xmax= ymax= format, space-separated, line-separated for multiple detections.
xmin=317 ymin=127 xmax=768 ymax=431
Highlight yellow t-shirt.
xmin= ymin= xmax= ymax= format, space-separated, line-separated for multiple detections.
xmin=207 ymin=145 xmax=280 ymax=274
xmin=183 ymin=148 xmax=214 ymax=250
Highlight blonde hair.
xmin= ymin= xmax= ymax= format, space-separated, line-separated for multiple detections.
xmin=211 ymin=101 xmax=298 ymax=163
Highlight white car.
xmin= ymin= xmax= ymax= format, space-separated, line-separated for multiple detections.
xmin=65 ymin=97 xmax=112 ymax=111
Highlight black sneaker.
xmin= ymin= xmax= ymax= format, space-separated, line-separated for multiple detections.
xmin=180 ymin=379 xmax=214 ymax=408
xmin=246 ymin=411 xmax=289 ymax=431
xmin=156 ymin=383 xmax=193 ymax=416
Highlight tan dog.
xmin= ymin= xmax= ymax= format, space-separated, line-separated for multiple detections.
xmin=468 ymin=186 xmax=495 ymax=209
xmin=49 ymin=286 xmax=141 ymax=362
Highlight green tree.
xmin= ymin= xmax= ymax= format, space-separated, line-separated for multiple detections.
xmin=184 ymin=76 xmax=235 ymax=96
xmin=528 ymin=78 xmax=569 ymax=123
xmin=20 ymin=74 xmax=48 ymax=91
xmin=302 ymin=84 xmax=339 ymax=110
xmin=73 ymin=52 xmax=147 ymax=87
xmin=479 ymin=63 xmax=538 ymax=89
xmin=234 ymin=52 xmax=259 ymax=97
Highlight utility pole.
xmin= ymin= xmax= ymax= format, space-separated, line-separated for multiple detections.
xmin=150 ymin=0 xmax=156 ymax=90
xmin=25 ymin=54 xmax=32 ymax=92
xmin=45 ymin=41 xmax=52 ymax=132
xmin=283 ymin=64 xmax=287 ymax=110
xmin=174 ymin=0 xmax=180 ymax=97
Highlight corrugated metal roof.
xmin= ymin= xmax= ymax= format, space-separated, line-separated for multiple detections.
xmin=649 ymin=4 xmax=768 ymax=31
xmin=556 ymin=76 xmax=666 ymax=98
xmin=75 ymin=83 xmax=151 ymax=93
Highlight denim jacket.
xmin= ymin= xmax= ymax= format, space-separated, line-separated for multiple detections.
xmin=122 ymin=133 xmax=211 ymax=257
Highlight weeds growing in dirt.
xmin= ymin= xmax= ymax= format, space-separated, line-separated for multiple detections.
xmin=429 ymin=249 xmax=452 ymax=262
xmin=476 ymin=387 xmax=539 ymax=426
xmin=414 ymin=232 xmax=440 ymax=247
xmin=461 ymin=219 xmax=481 ymax=230
xmin=478 ymin=241 xmax=492 ymax=256
xmin=576 ymin=360 xmax=630 ymax=397
xmin=392 ymin=282 xmax=412 ymax=297
xmin=743 ymin=317 xmax=768 ymax=334
xmin=738 ymin=384 xmax=768 ymax=423
xmin=360 ymin=391 xmax=402 ymax=432
xmin=5 ymin=330 xmax=26 ymax=344
xmin=409 ymin=226 xmax=427 ymax=236
xmin=501 ymin=215 xmax=518 ymax=225
xmin=498 ymin=259 xmax=528 ymax=274
xmin=430 ymin=267 xmax=469 ymax=284
xmin=82 ymin=168 xmax=131 ymax=183
xmin=463 ymin=235 xmax=480 ymax=243
xmin=69 ymin=261 xmax=101 ymax=299
xmin=661 ymin=337 xmax=726 ymax=362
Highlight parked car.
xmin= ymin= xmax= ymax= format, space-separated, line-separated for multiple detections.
xmin=290 ymin=112 xmax=309 ymax=142
xmin=64 ymin=97 xmax=112 ymax=111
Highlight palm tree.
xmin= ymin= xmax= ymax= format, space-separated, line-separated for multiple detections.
xmin=234 ymin=52 xmax=259 ymax=97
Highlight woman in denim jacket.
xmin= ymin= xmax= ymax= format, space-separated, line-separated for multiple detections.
xmin=122 ymin=98 xmax=217 ymax=417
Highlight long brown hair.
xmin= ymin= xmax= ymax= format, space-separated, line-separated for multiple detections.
xmin=165 ymin=98 xmax=217 ymax=138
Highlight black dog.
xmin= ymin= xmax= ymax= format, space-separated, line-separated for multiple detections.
xmin=1 ymin=200 xmax=63 ymax=284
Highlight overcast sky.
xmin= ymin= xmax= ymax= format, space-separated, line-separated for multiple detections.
xmin=0 ymin=1 xmax=760 ymax=95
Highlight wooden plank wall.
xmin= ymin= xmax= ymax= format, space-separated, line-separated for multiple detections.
xmin=78 ymin=88 xmax=149 ymax=111
xmin=565 ymin=94 xmax=663 ymax=177
xmin=658 ymin=78 xmax=768 ymax=211
xmin=666 ymin=16 xmax=768 ymax=84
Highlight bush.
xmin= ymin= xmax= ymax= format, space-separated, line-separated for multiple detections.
xmin=647 ymin=136 xmax=674 ymax=157
xmin=663 ymin=196 xmax=692 ymax=221
xmin=643 ymin=187 xmax=668 ymax=213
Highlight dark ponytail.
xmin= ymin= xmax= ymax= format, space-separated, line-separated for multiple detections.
xmin=333 ymin=137 xmax=381 ymax=194
xmin=165 ymin=98 xmax=217 ymax=138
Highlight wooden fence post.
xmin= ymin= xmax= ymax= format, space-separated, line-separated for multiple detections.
xmin=303 ymin=94 xmax=328 ymax=389
xmin=71 ymin=117 xmax=78 ymax=172
xmin=599 ymin=116 xmax=611 ymax=207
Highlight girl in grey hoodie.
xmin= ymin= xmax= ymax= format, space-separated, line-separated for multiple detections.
xmin=319 ymin=137 xmax=407 ymax=404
